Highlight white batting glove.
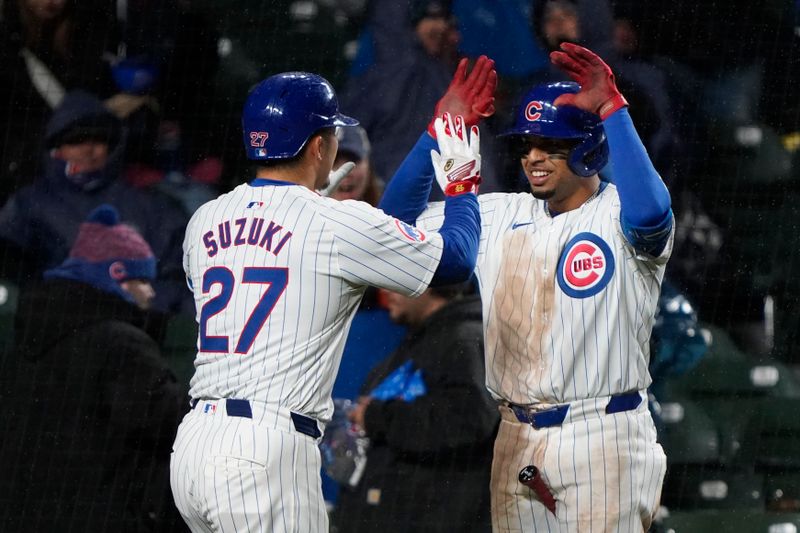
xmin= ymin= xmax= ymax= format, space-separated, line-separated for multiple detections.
xmin=430 ymin=113 xmax=481 ymax=196
xmin=318 ymin=161 xmax=356 ymax=197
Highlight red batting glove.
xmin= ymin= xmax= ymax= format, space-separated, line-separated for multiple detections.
xmin=427 ymin=55 xmax=498 ymax=138
xmin=549 ymin=43 xmax=628 ymax=120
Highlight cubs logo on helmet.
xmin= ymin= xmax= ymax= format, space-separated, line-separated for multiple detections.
xmin=500 ymin=81 xmax=609 ymax=177
xmin=524 ymin=101 xmax=543 ymax=122
xmin=556 ymin=232 xmax=615 ymax=298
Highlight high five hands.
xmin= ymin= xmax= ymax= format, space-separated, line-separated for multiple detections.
xmin=549 ymin=43 xmax=628 ymax=119
xmin=428 ymin=55 xmax=498 ymax=138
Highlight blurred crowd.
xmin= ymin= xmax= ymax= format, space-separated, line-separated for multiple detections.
xmin=0 ymin=0 xmax=799 ymax=530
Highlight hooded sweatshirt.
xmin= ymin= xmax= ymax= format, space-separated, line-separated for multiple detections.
xmin=0 ymin=278 xmax=186 ymax=532
xmin=0 ymin=91 xmax=189 ymax=311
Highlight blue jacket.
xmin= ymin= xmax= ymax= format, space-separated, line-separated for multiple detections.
xmin=0 ymin=91 xmax=190 ymax=312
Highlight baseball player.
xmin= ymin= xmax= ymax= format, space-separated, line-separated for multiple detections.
xmin=380 ymin=43 xmax=673 ymax=532
xmin=169 ymin=71 xmax=485 ymax=532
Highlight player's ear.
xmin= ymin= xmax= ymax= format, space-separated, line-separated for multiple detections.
xmin=308 ymin=133 xmax=326 ymax=162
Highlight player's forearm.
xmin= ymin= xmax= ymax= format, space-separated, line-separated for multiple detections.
xmin=431 ymin=193 xmax=480 ymax=286
xmin=378 ymin=132 xmax=437 ymax=224
xmin=605 ymin=108 xmax=671 ymax=227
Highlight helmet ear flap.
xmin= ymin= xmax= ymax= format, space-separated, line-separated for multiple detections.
xmin=567 ymin=126 xmax=609 ymax=177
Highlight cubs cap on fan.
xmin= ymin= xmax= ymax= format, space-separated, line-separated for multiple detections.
xmin=44 ymin=204 xmax=156 ymax=303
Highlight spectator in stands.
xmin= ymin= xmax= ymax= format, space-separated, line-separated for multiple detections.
xmin=530 ymin=0 xmax=677 ymax=177
xmin=452 ymin=0 xmax=548 ymax=82
xmin=333 ymin=283 xmax=497 ymax=532
xmin=330 ymin=125 xmax=383 ymax=205
xmin=0 ymin=90 xmax=190 ymax=313
xmin=112 ymin=0 xmax=226 ymax=208
xmin=0 ymin=204 xmax=186 ymax=532
xmin=341 ymin=0 xmax=457 ymax=182
xmin=341 ymin=0 xmax=501 ymax=192
xmin=0 ymin=0 xmax=119 ymax=203
xmin=0 ymin=0 xmax=224 ymax=210
xmin=534 ymin=0 xmax=615 ymax=58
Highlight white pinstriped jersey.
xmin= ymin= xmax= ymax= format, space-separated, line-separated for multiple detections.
xmin=182 ymin=181 xmax=443 ymax=422
xmin=416 ymin=183 xmax=674 ymax=405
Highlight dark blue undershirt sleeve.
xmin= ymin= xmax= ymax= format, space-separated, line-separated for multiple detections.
xmin=378 ymin=132 xmax=437 ymax=224
xmin=604 ymin=108 xmax=673 ymax=255
xmin=431 ymin=193 xmax=480 ymax=286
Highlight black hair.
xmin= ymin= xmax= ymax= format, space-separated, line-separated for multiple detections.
xmin=532 ymin=0 xmax=580 ymax=50
xmin=408 ymin=0 xmax=453 ymax=26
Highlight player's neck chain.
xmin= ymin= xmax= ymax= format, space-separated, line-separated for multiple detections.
xmin=545 ymin=185 xmax=602 ymax=218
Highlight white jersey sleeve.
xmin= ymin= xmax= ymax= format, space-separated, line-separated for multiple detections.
xmin=319 ymin=198 xmax=444 ymax=297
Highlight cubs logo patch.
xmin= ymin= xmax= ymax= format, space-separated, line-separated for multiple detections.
xmin=395 ymin=219 xmax=426 ymax=242
xmin=556 ymin=232 xmax=615 ymax=298
xmin=525 ymin=100 xmax=543 ymax=122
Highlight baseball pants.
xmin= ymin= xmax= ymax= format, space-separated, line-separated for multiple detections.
xmin=170 ymin=399 xmax=327 ymax=533
xmin=491 ymin=393 xmax=666 ymax=533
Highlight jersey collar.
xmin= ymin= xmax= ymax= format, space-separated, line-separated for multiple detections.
xmin=249 ymin=178 xmax=299 ymax=187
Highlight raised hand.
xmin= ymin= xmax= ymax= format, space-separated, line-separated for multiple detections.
xmin=549 ymin=43 xmax=628 ymax=119
xmin=427 ymin=55 xmax=498 ymax=138
xmin=430 ymin=113 xmax=481 ymax=196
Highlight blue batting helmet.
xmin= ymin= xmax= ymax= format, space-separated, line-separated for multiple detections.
xmin=501 ymin=81 xmax=608 ymax=177
xmin=242 ymin=72 xmax=358 ymax=161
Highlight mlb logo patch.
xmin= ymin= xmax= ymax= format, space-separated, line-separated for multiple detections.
xmin=203 ymin=403 xmax=217 ymax=414
xmin=247 ymin=201 xmax=264 ymax=208
xmin=395 ymin=219 xmax=426 ymax=242
xmin=256 ymin=148 xmax=267 ymax=157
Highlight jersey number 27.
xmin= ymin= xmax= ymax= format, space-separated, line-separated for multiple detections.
xmin=199 ymin=266 xmax=288 ymax=354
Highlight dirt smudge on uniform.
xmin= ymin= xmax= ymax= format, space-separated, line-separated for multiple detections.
xmin=487 ymin=229 xmax=555 ymax=398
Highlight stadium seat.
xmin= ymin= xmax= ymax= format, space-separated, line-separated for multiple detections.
xmin=661 ymin=467 xmax=764 ymax=511
xmin=765 ymin=472 xmax=800 ymax=513
xmin=739 ymin=397 xmax=800 ymax=471
xmin=660 ymin=325 xmax=800 ymax=402
xmin=660 ymin=509 xmax=800 ymax=533
xmin=700 ymin=397 xmax=762 ymax=466
xmin=659 ymin=399 xmax=721 ymax=465
xmin=161 ymin=313 xmax=198 ymax=387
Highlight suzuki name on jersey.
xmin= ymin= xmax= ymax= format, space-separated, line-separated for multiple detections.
xmin=202 ymin=217 xmax=293 ymax=258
